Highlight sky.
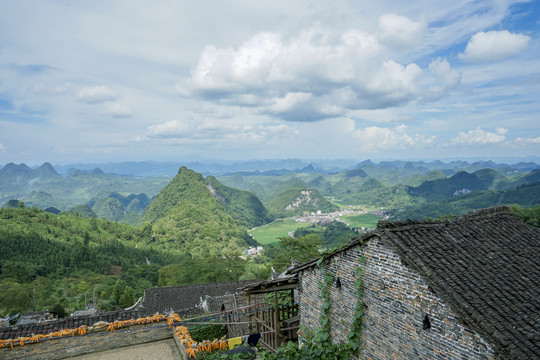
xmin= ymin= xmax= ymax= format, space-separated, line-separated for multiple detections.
xmin=0 ymin=0 xmax=539 ymax=165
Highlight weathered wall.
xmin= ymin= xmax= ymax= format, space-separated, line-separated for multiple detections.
xmin=0 ymin=324 xmax=173 ymax=360
xmin=71 ymin=339 xmax=182 ymax=360
xmin=298 ymin=236 xmax=496 ymax=360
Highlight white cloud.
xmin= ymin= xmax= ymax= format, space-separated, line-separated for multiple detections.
xmin=364 ymin=60 xmax=423 ymax=105
xmin=377 ymin=13 xmax=425 ymax=50
xmin=424 ymin=57 xmax=462 ymax=101
xmin=514 ymin=137 xmax=540 ymax=145
xmin=186 ymin=28 xmax=431 ymax=120
xmin=459 ymin=30 xmax=530 ymax=63
xmin=270 ymin=92 xmax=312 ymax=113
xmin=450 ymin=128 xmax=508 ymax=145
xmin=353 ymin=124 xmax=435 ymax=151
xmin=147 ymin=120 xmax=190 ymax=137
xmin=145 ymin=118 xmax=297 ymax=150
xmin=76 ymin=85 xmax=118 ymax=104
xmin=106 ymin=103 xmax=132 ymax=118
xmin=0 ymin=143 xmax=5 ymax=152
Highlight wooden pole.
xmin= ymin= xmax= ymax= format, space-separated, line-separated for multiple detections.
xmin=248 ymin=294 xmax=252 ymax=334
xmin=274 ymin=290 xmax=280 ymax=349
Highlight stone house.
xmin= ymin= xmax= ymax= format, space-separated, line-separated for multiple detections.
xmin=291 ymin=207 xmax=539 ymax=359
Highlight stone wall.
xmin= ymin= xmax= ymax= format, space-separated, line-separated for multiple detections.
xmin=297 ymin=236 xmax=496 ymax=360
xmin=0 ymin=323 xmax=173 ymax=360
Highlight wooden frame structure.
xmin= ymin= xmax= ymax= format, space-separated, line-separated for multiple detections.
xmin=242 ymin=277 xmax=299 ymax=353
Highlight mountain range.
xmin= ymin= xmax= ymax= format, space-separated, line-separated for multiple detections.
xmin=1 ymin=160 xmax=540 ymax=224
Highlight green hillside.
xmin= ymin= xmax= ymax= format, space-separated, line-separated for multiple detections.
xmin=0 ymin=163 xmax=170 ymax=211
xmin=265 ymin=188 xmax=339 ymax=217
xmin=408 ymin=171 xmax=486 ymax=202
xmin=83 ymin=192 xmax=151 ymax=224
xmin=141 ymin=167 xmax=260 ymax=257
xmin=68 ymin=204 xmax=97 ymax=217
xmin=0 ymin=207 xmax=182 ymax=315
xmin=217 ymin=174 xmax=308 ymax=202
xmin=0 ymin=204 xmax=270 ymax=316
xmin=204 ymin=176 xmax=272 ymax=228
xmin=395 ymin=182 xmax=540 ymax=220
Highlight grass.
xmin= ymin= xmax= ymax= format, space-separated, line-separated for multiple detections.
xmin=339 ymin=214 xmax=380 ymax=229
xmin=249 ymin=218 xmax=312 ymax=245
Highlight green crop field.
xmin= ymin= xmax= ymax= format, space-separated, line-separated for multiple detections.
xmin=249 ymin=218 xmax=312 ymax=245
xmin=340 ymin=214 xmax=380 ymax=229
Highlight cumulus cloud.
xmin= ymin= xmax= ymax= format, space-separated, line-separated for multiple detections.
xmin=76 ymin=85 xmax=118 ymax=104
xmin=106 ymin=103 xmax=132 ymax=118
xmin=265 ymin=92 xmax=342 ymax=121
xmin=459 ymin=30 xmax=530 ymax=62
xmin=377 ymin=13 xmax=425 ymax=50
xmin=353 ymin=124 xmax=435 ymax=151
xmin=450 ymin=128 xmax=507 ymax=145
xmin=185 ymin=27 xmax=446 ymax=121
xmin=424 ymin=57 xmax=462 ymax=101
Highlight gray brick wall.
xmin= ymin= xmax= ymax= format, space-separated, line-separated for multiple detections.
xmin=298 ymin=236 xmax=496 ymax=360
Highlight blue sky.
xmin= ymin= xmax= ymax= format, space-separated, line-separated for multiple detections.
xmin=0 ymin=0 xmax=539 ymax=165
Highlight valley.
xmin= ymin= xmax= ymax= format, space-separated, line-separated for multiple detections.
xmin=0 ymin=159 xmax=539 ymax=318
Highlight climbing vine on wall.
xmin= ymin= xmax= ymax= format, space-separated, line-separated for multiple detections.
xmin=348 ymin=262 xmax=364 ymax=351
xmin=317 ymin=257 xmax=334 ymax=347
xmin=317 ymin=243 xmax=366 ymax=355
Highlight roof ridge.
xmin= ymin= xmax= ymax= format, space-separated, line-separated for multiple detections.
xmin=377 ymin=206 xmax=514 ymax=231
xmin=457 ymin=205 xmax=511 ymax=219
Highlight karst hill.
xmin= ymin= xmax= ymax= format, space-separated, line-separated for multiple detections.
xmin=141 ymin=166 xmax=270 ymax=256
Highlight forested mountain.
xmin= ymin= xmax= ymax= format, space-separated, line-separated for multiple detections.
xmin=84 ymin=192 xmax=151 ymax=225
xmin=218 ymin=161 xmax=540 ymax=218
xmin=0 ymin=163 xmax=170 ymax=211
xmin=140 ymin=167 xmax=263 ymax=257
xmin=394 ymin=182 xmax=540 ymax=220
xmin=0 ymin=207 xmax=181 ymax=315
xmin=204 ymin=176 xmax=272 ymax=228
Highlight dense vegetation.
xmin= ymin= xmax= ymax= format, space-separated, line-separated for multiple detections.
xmin=0 ymin=206 xmax=179 ymax=315
xmin=204 ymin=176 xmax=272 ymax=228
xmin=0 ymin=205 xmax=274 ymax=317
xmin=510 ymin=204 xmax=540 ymax=227
xmin=1 ymin=160 xmax=539 ymax=320
xmin=293 ymin=221 xmax=359 ymax=249
xmin=395 ymin=182 xmax=540 ymax=220
xmin=140 ymin=167 xmax=260 ymax=257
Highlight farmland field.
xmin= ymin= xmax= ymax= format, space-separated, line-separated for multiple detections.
xmin=249 ymin=218 xmax=312 ymax=245
xmin=339 ymin=214 xmax=380 ymax=229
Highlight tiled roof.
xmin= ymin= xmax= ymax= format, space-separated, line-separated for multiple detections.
xmin=0 ymin=309 xmax=146 ymax=340
xmin=378 ymin=206 xmax=539 ymax=359
xmin=0 ymin=280 xmax=261 ymax=341
xmin=140 ymin=280 xmax=261 ymax=316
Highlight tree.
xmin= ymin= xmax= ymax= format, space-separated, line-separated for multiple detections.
xmin=270 ymin=234 xmax=322 ymax=273
xmin=119 ymin=286 xmax=135 ymax=308
xmin=110 ymin=279 xmax=125 ymax=306
xmin=50 ymin=303 xmax=67 ymax=318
